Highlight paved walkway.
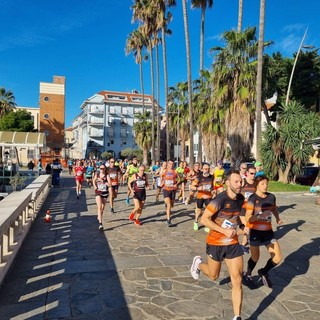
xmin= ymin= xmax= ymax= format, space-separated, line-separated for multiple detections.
xmin=0 ymin=173 xmax=319 ymax=320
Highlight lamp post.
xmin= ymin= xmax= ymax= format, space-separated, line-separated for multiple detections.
xmin=285 ymin=28 xmax=314 ymax=106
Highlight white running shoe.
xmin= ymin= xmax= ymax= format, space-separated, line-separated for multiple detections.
xmin=191 ymin=256 xmax=202 ymax=280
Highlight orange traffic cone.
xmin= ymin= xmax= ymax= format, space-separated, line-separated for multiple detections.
xmin=44 ymin=210 xmax=51 ymax=223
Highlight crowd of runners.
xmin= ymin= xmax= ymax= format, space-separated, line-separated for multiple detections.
xmin=64 ymin=156 xmax=282 ymax=320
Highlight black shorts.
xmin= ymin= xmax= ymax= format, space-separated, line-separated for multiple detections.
xmin=196 ymin=198 xmax=211 ymax=209
xmin=163 ymin=189 xmax=176 ymax=200
xmin=95 ymin=191 xmax=109 ymax=199
xmin=249 ymin=229 xmax=277 ymax=246
xmin=206 ymin=243 xmax=243 ymax=262
xmin=111 ymin=185 xmax=119 ymax=192
xmin=133 ymin=191 xmax=146 ymax=201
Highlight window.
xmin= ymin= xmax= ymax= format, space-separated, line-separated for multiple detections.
xmin=121 ymin=117 xmax=128 ymax=125
xmin=121 ymin=140 xmax=127 ymax=146
xmin=43 ymin=113 xmax=49 ymax=119
xmin=109 ymin=106 xmax=115 ymax=114
xmin=122 ymin=107 xmax=128 ymax=115
xmin=120 ymin=128 xmax=127 ymax=138
xmin=133 ymin=107 xmax=141 ymax=114
xmin=27 ymin=148 xmax=35 ymax=159
xmin=107 ymin=127 xmax=114 ymax=137
xmin=107 ymin=140 xmax=114 ymax=146
xmin=108 ymin=116 xmax=115 ymax=125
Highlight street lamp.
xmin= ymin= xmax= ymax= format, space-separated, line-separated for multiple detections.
xmin=285 ymin=28 xmax=315 ymax=106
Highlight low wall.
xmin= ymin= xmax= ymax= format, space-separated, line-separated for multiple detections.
xmin=0 ymin=174 xmax=51 ymax=287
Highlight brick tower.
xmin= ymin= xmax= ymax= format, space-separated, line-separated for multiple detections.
xmin=39 ymin=76 xmax=66 ymax=161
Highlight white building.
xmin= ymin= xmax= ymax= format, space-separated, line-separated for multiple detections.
xmin=71 ymin=90 xmax=154 ymax=159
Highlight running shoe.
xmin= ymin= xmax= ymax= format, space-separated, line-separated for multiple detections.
xmin=232 ymin=316 xmax=242 ymax=320
xmin=204 ymin=227 xmax=210 ymax=233
xmin=134 ymin=219 xmax=142 ymax=226
xmin=129 ymin=211 xmax=135 ymax=221
xmin=98 ymin=223 xmax=103 ymax=230
xmin=193 ymin=222 xmax=199 ymax=231
xmin=242 ymin=273 xmax=254 ymax=286
xmin=241 ymin=245 xmax=250 ymax=254
xmin=77 ymin=195 xmax=79 ymax=200
xmin=166 ymin=219 xmax=172 ymax=227
xmin=190 ymin=256 xmax=202 ymax=280
xmin=258 ymin=269 xmax=273 ymax=288
xmin=110 ymin=208 xmax=115 ymax=213
xmin=125 ymin=197 xmax=130 ymax=206
xmin=185 ymin=198 xmax=189 ymax=205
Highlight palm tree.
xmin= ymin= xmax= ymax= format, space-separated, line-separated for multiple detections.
xmin=0 ymin=87 xmax=16 ymax=118
xmin=237 ymin=0 xmax=243 ymax=32
xmin=255 ymin=0 xmax=266 ymax=161
xmin=191 ymin=0 xmax=214 ymax=163
xmin=133 ymin=111 xmax=153 ymax=165
xmin=210 ymin=28 xmax=258 ymax=165
xmin=261 ymin=101 xmax=320 ymax=183
xmin=153 ymin=0 xmax=176 ymax=160
xmin=182 ymin=0 xmax=194 ymax=166
xmin=168 ymin=82 xmax=190 ymax=160
xmin=0 ymin=87 xmax=16 ymax=160
xmin=125 ymin=27 xmax=148 ymax=113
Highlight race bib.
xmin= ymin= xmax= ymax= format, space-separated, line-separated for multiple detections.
xmin=165 ymin=180 xmax=174 ymax=187
xmin=110 ymin=173 xmax=117 ymax=179
xmin=221 ymin=219 xmax=237 ymax=229
xmin=244 ymin=192 xmax=253 ymax=199
xmin=97 ymin=183 xmax=107 ymax=191
xmin=136 ymin=180 xmax=146 ymax=188
xmin=202 ymin=184 xmax=212 ymax=192
xmin=77 ymin=171 xmax=83 ymax=177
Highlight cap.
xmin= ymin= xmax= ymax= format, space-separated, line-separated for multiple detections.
xmin=254 ymin=161 xmax=262 ymax=167
xmin=217 ymin=160 xmax=223 ymax=165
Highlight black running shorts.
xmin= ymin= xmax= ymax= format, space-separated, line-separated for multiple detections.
xmin=206 ymin=243 xmax=243 ymax=262
xmin=196 ymin=198 xmax=211 ymax=209
xmin=249 ymin=229 xmax=277 ymax=246
xmin=163 ymin=189 xmax=176 ymax=200
xmin=133 ymin=191 xmax=146 ymax=201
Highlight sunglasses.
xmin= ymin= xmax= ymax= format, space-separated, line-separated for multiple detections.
xmin=248 ymin=172 xmax=255 ymax=175
xmin=100 ymin=167 xmax=106 ymax=170
xmin=110 ymin=161 xmax=115 ymax=163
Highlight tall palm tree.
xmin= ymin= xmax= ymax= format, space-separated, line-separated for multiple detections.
xmin=237 ymin=0 xmax=243 ymax=32
xmin=191 ymin=0 xmax=214 ymax=163
xmin=255 ymin=0 xmax=266 ymax=161
xmin=182 ymin=0 xmax=194 ymax=166
xmin=153 ymin=0 xmax=176 ymax=160
xmin=168 ymin=82 xmax=190 ymax=160
xmin=125 ymin=28 xmax=147 ymax=113
xmin=210 ymin=28 xmax=258 ymax=165
xmin=0 ymin=87 xmax=16 ymax=118
xmin=133 ymin=111 xmax=153 ymax=165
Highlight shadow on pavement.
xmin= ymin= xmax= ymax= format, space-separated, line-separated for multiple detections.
xmin=0 ymin=175 xmax=131 ymax=320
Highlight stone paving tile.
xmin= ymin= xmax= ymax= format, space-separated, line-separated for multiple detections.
xmin=0 ymin=174 xmax=320 ymax=319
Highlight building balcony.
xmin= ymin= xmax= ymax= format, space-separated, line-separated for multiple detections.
xmin=88 ymin=121 xmax=104 ymax=126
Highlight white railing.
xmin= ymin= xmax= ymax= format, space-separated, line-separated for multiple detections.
xmin=0 ymin=174 xmax=51 ymax=286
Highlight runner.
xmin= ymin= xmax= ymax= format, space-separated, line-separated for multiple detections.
xmin=73 ymin=159 xmax=86 ymax=199
xmin=239 ymin=162 xmax=248 ymax=179
xmin=239 ymin=166 xmax=256 ymax=254
xmin=67 ymin=158 xmax=73 ymax=175
xmin=213 ymin=160 xmax=225 ymax=195
xmin=190 ymin=163 xmax=214 ymax=231
xmin=93 ymin=164 xmax=111 ymax=230
xmin=150 ymin=160 xmax=160 ymax=189
xmin=85 ymin=160 xmax=95 ymax=188
xmin=160 ymin=159 xmax=178 ymax=227
xmin=128 ymin=165 xmax=149 ymax=226
xmin=107 ymin=157 xmax=122 ymax=213
xmin=190 ymin=169 xmax=246 ymax=320
xmin=124 ymin=157 xmax=139 ymax=205
xmin=176 ymin=161 xmax=187 ymax=203
xmin=185 ymin=162 xmax=202 ymax=205
xmin=155 ymin=161 xmax=167 ymax=203
xmin=244 ymin=175 xmax=283 ymax=288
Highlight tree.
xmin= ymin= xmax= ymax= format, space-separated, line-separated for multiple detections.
xmin=182 ymin=0 xmax=194 ymax=166
xmin=125 ymin=27 xmax=148 ymax=113
xmin=168 ymin=82 xmax=190 ymax=160
xmin=237 ymin=0 xmax=243 ymax=32
xmin=191 ymin=0 xmax=214 ymax=164
xmin=133 ymin=111 xmax=153 ymax=165
xmin=261 ymin=101 xmax=320 ymax=183
xmin=0 ymin=110 xmax=34 ymax=131
xmin=153 ymin=0 xmax=176 ymax=160
xmin=0 ymin=87 xmax=16 ymax=118
xmin=210 ymin=28 xmax=259 ymax=165
xmin=255 ymin=0 xmax=266 ymax=161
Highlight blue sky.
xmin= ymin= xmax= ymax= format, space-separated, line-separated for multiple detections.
xmin=1 ymin=0 xmax=319 ymax=127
